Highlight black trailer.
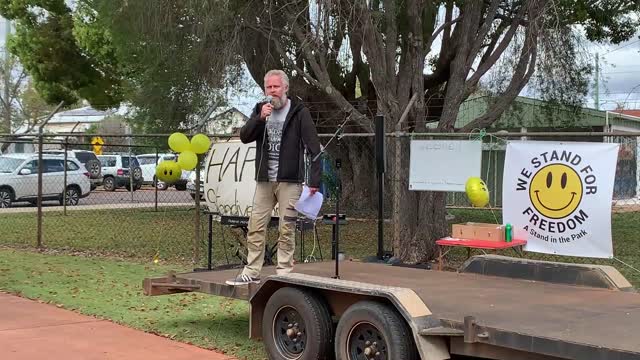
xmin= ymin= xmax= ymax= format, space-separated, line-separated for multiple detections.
xmin=143 ymin=255 xmax=640 ymax=360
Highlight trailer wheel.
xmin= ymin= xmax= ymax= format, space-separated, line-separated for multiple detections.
xmin=262 ymin=287 xmax=333 ymax=360
xmin=335 ymin=301 xmax=418 ymax=360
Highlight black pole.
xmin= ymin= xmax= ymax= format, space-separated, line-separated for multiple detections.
xmin=377 ymin=171 xmax=384 ymax=259
xmin=207 ymin=213 xmax=213 ymax=270
xmin=375 ymin=114 xmax=386 ymax=260
xmin=334 ymin=132 xmax=343 ymax=279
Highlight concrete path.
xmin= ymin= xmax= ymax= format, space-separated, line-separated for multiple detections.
xmin=0 ymin=292 xmax=235 ymax=360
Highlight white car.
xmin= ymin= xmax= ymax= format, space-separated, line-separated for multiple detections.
xmin=0 ymin=153 xmax=91 ymax=208
xmin=41 ymin=149 xmax=102 ymax=189
xmin=96 ymin=154 xmax=143 ymax=191
xmin=137 ymin=153 xmax=190 ymax=191
xmin=186 ymin=166 xmax=205 ymax=200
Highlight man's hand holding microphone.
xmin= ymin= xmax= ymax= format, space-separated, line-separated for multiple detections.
xmin=260 ymin=95 xmax=273 ymax=121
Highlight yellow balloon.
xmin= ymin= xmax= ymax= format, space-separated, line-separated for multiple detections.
xmin=168 ymin=132 xmax=191 ymax=153
xmin=177 ymin=151 xmax=198 ymax=170
xmin=156 ymin=161 xmax=182 ymax=183
xmin=465 ymin=177 xmax=490 ymax=207
xmin=190 ymin=133 xmax=211 ymax=154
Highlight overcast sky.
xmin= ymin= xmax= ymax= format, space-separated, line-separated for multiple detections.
xmin=590 ymin=34 xmax=640 ymax=111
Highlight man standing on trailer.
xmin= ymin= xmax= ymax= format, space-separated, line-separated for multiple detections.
xmin=226 ymin=69 xmax=322 ymax=286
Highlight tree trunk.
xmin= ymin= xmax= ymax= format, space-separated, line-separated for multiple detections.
xmin=391 ymin=135 xmax=448 ymax=263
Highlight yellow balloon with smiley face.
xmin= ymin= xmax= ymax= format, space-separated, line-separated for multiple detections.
xmin=529 ymin=164 xmax=583 ymax=219
xmin=465 ymin=177 xmax=490 ymax=207
xmin=156 ymin=161 xmax=182 ymax=183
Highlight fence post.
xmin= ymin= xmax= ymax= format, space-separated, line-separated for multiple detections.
xmin=154 ymin=148 xmax=158 ymax=212
xmin=63 ymin=139 xmax=68 ymax=215
xmin=193 ymin=159 xmax=201 ymax=265
xmin=375 ymin=114 xmax=385 ymax=260
xmin=37 ymin=131 xmax=44 ymax=249
xmin=128 ymin=135 xmax=134 ymax=202
xmin=36 ymin=101 xmax=64 ymax=249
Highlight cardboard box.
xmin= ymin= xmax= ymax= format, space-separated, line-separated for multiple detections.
xmin=451 ymin=222 xmax=505 ymax=242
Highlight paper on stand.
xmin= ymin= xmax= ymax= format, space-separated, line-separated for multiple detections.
xmin=295 ymin=186 xmax=324 ymax=220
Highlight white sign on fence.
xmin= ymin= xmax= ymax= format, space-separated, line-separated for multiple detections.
xmin=502 ymin=141 xmax=619 ymax=258
xmin=409 ymin=140 xmax=482 ymax=191
xmin=203 ymin=140 xmax=277 ymax=217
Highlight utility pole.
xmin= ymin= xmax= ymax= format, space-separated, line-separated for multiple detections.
xmin=594 ymin=52 xmax=600 ymax=110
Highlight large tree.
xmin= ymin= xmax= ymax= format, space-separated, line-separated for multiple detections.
xmin=1 ymin=0 xmax=638 ymax=262
xmin=0 ymin=0 xmax=246 ymax=135
xmin=230 ymin=0 xmax=639 ymax=262
xmin=84 ymin=0 xmax=247 ymax=133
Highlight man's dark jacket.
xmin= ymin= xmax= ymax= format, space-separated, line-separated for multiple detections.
xmin=240 ymin=97 xmax=322 ymax=187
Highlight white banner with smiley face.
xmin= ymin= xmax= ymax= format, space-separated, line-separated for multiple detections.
xmin=503 ymin=141 xmax=619 ymax=258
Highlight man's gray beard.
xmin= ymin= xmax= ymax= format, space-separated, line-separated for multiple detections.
xmin=271 ymin=95 xmax=287 ymax=109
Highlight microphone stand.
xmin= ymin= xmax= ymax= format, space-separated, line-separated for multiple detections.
xmin=313 ymin=114 xmax=349 ymax=279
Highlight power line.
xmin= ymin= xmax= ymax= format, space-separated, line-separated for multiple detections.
xmin=602 ymin=71 xmax=640 ymax=75
xmin=602 ymin=39 xmax=640 ymax=55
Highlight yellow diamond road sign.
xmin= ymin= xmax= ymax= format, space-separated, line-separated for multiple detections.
xmin=91 ymin=136 xmax=104 ymax=155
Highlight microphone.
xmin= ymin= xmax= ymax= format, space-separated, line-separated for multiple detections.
xmin=264 ymin=95 xmax=273 ymax=122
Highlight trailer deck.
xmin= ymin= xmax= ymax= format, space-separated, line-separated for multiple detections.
xmin=145 ymin=261 xmax=640 ymax=359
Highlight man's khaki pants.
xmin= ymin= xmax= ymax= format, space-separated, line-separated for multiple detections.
xmin=242 ymin=182 xmax=302 ymax=278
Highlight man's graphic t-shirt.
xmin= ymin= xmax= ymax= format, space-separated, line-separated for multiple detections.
xmin=266 ymin=99 xmax=291 ymax=181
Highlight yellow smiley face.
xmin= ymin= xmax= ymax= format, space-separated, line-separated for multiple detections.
xmin=529 ymin=163 xmax=583 ymax=219
xmin=155 ymin=161 xmax=182 ymax=183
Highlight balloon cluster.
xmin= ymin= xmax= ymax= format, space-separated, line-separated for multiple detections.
xmin=156 ymin=132 xmax=211 ymax=183
xmin=465 ymin=177 xmax=490 ymax=207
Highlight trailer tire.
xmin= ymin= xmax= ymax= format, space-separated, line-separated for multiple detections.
xmin=262 ymin=287 xmax=333 ymax=360
xmin=335 ymin=300 xmax=418 ymax=360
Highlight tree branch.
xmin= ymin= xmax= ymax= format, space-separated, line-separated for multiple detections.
xmin=10 ymin=70 xmax=27 ymax=102
xmin=437 ymin=0 xmax=484 ymax=131
xmin=461 ymin=0 xmax=544 ymax=132
xmin=466 ymin=0 xmax=501 ymax=70
xmin=442 ymin=0 xmax=454 ymax=46
xmin=248 ymin=23 xmax=372 ymax=132
xmin=383 ymin=0 xmax=398 ymax=91
xmin=352 ymin=0 xmax=400 ymax=117
xmin=465 ymin=3 xmax=528 ymax=88
xmin=425 ymin=15 xmax=462 ymax=53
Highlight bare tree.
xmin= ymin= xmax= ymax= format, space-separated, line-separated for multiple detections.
xmin=232 ymin=0 xmax=561 ymax=262
xmin=0 ymin=54 xmax=27 ymax=133
xmin=0 ymin=63 xmax=58 ymax=153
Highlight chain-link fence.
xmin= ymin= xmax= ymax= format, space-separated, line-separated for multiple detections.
xmin=0 ymin=134 xmax=202 ymax=264
xmin=1 ymin=130 xmax=639 ymax=286
xmin=383 ymin=131 xmax=640 ymax=286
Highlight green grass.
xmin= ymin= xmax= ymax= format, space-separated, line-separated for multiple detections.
xmin=1 ymin=207 xmax=637 ymax=287
xmin=0 ymin=248 xmax=266 ymax=360
xmin=0 ymin=207 xmax=638 ymax=360
xmin=0 ymin=207 xmax=394 ymax=265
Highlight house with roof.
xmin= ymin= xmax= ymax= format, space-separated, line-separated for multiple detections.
xmin=445 ymin=96 xmax=640 ymax=207
xmin=612 ymin=109 xmax=640 ymax=119
xmin=1 ymin=106 xmax=114 ymax=154
xmin=204 ymin=106 xmax=248 ymax=135
xmin=43 ymin=106 xmax=113 ymax=135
